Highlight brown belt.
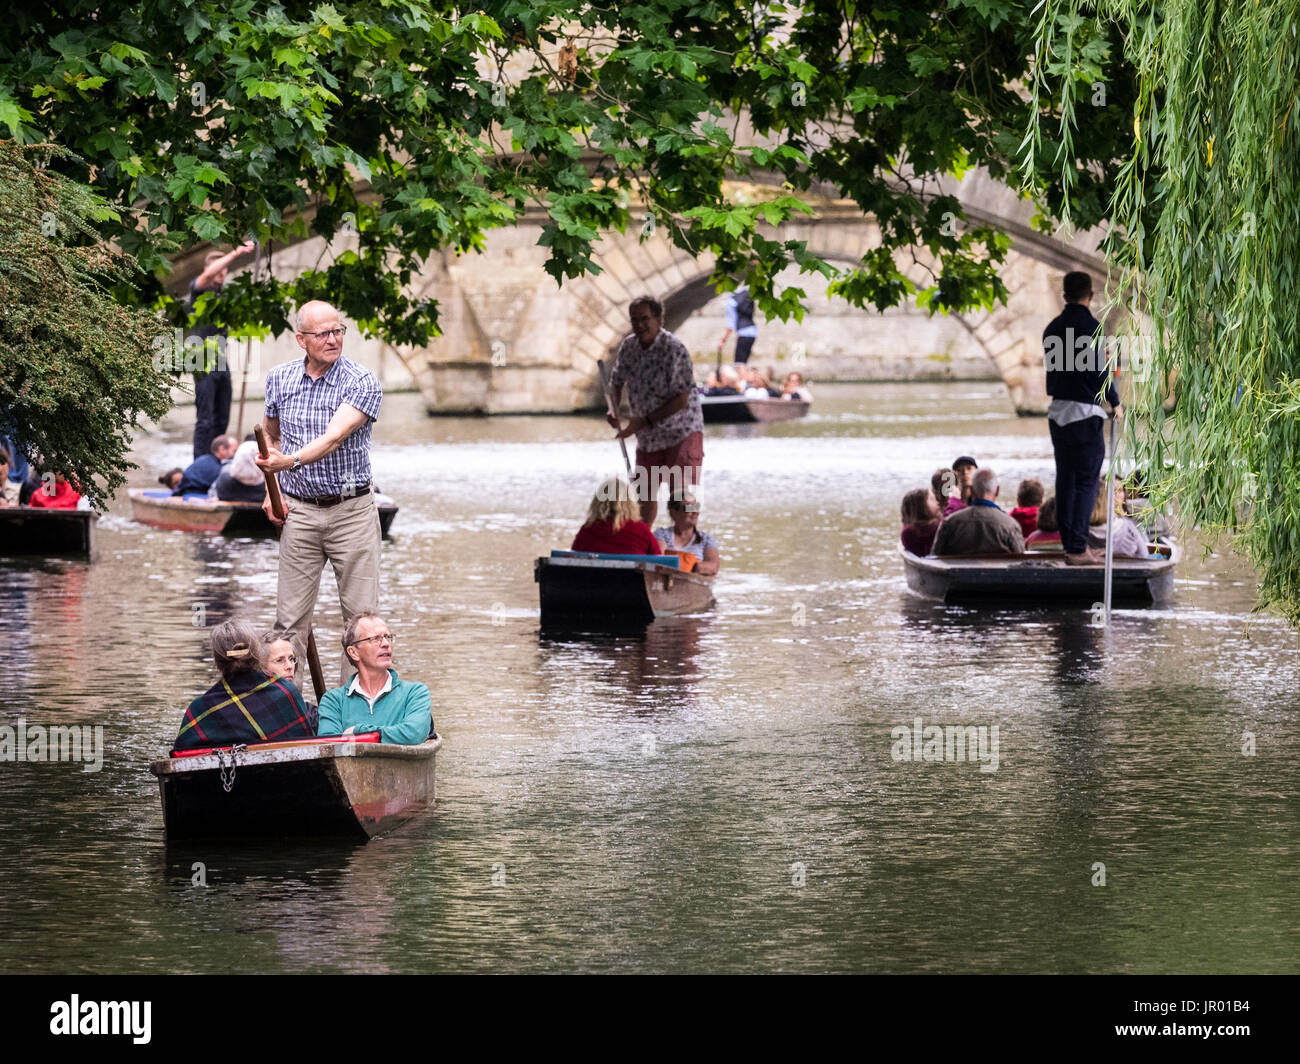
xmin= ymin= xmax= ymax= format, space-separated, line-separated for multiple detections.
xmin=284 ymin=483 xmax=372 ymax=508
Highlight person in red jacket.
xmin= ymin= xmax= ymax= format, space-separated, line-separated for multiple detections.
xmin=571 ymin=476 xmax=662 ymax=555
xmin=27 ymin=472 xmax=82 ymax=509
xmin=1009 ymin=478 xmax=1044 ymax=539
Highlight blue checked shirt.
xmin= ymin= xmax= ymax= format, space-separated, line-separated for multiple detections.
xmin=264 ymin=355 xmax=382 ymax=497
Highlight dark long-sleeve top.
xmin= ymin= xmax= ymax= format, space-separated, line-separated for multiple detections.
xmin=1043 ymin=302 xmax=1119 ymax=406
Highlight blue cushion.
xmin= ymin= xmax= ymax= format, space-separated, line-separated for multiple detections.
xmin=141 ymin=489 xmax=173 ymax=499
xmin=551 ymin=550 xmax=678 ymax=568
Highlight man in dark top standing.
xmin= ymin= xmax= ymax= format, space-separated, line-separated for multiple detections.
xmin=1043 ymin=271 xmax=1121 ymax=566
xmin=187 ymin=241 xmax=255 ymax=458
xmin=717 ymin=284 xmax=758 ymax=364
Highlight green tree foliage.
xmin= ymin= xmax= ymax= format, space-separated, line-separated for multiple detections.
xmin=0 ymin=140 xmax=173 ymax=501
xmin=1 ymin=0 xmax=1136 ymax=341
xmin=1025 ymin=0 xmax=1300 ymax=620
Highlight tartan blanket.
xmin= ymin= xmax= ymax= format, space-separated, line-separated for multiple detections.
xmin=174 ymin=671 xmax=315 ymax=751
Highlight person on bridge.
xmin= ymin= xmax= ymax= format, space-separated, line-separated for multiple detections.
xmin=256 ymin=300 xmax=384 ymax=689
xmin=932 ymin=469 xmax=1025 ymax=556
xmin=607 ymin=296 xmax=705 ymax=528
xmin=1043 ymin=271 xmax=1120 ymax=566
xmin=717 ymin=283 xmax=758 ymax=364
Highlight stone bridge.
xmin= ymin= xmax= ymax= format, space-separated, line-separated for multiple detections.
xmin=172 ymin=168 xmax=1110 ymax=415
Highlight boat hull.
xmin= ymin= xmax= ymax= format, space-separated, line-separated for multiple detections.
xmin=0 ymin=507 xmax=97 ymax=559
xmin=128 ymin=489 xmax=398 ymax=537
xmin=149 ymin=737 xmax=442 ymax=840
xmin=701 ymin=396 xmax=810 ymax=423
xmin=535 ymin=555 xmax=715 ymax=629
xmin=900 ymin=544 xmax=1179 ymax=606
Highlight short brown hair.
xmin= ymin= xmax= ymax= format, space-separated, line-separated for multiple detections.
xmin=1017 ymin=478 xmax=1044 ymax=508
xmin=901 ymin=488 xmax=932 ymax=525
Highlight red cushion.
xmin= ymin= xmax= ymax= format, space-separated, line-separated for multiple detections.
xmin=170 ymin=732 xmax=381 ymax=758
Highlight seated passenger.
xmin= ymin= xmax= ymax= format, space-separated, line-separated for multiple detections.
xmin=173 ymin=621 xmax=314 ymax=751
xmin=781 ymin=372 xmax=812 ymax=401
xmin=571 ymin=477 xmax=662 ymax=556
xmin=213 ymin=437 xmax=267 ymax=503
xmin=1010 ymin=478 xmax=1044 ymax=539
xmin=654 ymin=492 xmax=720 ymax=575
xmin=1025 ymin=496 xmax=1061 ymax=548
xmin=174 ymin=434 xmax=236 ymax=496
xmin=945 ymin=456 xmax=978 ymax=515
xmin=158 ymin=467 xmax=184 ymax=493
xmin=1086 ymin=480 xmax=1150 ymax=558
xmin=900 ymin=488 xmax=942 ymax=556
xmin=27 ymin=471 xmax=82 ymax=509
xmin=705 ymin=366 xmax=743 ymax=396
xmin=263 ymin=631 xmax=318 ymax=731
xmin=0 ymin=447 xmax=11 ymax=509
xmin=0 ymin=428 xmax=31 ymax=506
xmin=932 ymin=468 xmax=1026 ymax=556
xmin=318 ymin=613 xmax=434 ymax=745
xmin=931 ymin=467 xmax=958 ymax=516
xmin=742 ymin=366 xmax=772 ymax=399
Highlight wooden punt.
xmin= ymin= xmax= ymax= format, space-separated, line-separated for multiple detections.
xmin=700 ymin=395 xmax=810 ymax=424
xmin=535 ymin=551 xmax=716 ymax=629
xmin=149 ymin=736 xmax=443 ymax=840
xmin=127 ymin=488 xmax=399 ymax=537
xmin=0 ymin=506 xmax=97 ymax=560
xmin=900 ymin=542 xmax=1179 ymax=606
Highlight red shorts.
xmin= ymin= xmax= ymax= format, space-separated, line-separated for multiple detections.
xmin=635 ymin=430 xmax=703 ymax=501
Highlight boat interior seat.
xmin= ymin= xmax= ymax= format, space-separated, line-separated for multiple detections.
xmin=141 ymin=489 xmax=173 ymax=499
xmin=550 ymin=550 xmax=679 ymax=568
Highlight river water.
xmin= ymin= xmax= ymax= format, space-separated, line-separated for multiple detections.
xmin=1 ymin=381 xmax=1296 ymax=974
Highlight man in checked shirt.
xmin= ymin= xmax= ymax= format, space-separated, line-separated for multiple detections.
xmin=256 ymin=301 xmax=383 ymax=687
xmin=607 ymin=295 xmax=705 ymax=528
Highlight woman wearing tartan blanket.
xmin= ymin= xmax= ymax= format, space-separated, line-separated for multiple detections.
xmin=173 ymin=621 xmax=315 ymax=752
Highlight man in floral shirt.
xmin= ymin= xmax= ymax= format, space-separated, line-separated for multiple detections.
xmin=607 ymin=296 xmax=705 ymax=527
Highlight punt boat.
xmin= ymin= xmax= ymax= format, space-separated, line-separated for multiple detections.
xmin=899 ymin=542 xmax=1179 ymax=606
xmin=0 ymin=507 xmax=98 ymax=560
xmin=535 ymin=551 xmax=716 ymax=629
xmin=128 ymin=488 xmax=399 ymax=537
xmin=149 ymin=734 xmax=443 ymax=840
xmin=700 ymin=395 xmax=810 ymax=424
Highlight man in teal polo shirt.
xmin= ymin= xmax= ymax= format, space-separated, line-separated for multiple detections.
xmin=317 ymin=612 xmax=434 ymax=744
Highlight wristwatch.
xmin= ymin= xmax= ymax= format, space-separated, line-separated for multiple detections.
xmin=291 ymin=452 xmax=302 ymax=471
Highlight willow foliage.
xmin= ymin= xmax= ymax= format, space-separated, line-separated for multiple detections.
xmin=1025 ymin=0 xmax=1300 ymax=621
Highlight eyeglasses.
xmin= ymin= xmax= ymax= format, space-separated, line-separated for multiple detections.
xmin=350 ymin=632 xmax=394 ymax=647
xmin=299 ymin=325 xmax=347 ymax=340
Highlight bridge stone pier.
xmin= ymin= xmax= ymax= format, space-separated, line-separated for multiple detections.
xmin=186 ymin=169 xmax=1111 ymax=416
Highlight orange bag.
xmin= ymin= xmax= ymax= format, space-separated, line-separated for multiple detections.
xmin=665 ymin=548 xmax=698 ymax=572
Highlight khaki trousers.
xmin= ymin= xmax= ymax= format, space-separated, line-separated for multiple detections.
xmin=276 ymin=491 xmax=381 ymax=694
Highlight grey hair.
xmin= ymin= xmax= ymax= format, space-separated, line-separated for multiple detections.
xmin=970 ymin=467 xmax=999 ymax=500
xmin=211 ymin=620 xmax=266 ymax=679
xmin=342 ymin=611 xmax=384 ymax=650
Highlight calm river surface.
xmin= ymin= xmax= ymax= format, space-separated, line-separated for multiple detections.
xmin=1 ymin=381 xmax=1297 ymax=973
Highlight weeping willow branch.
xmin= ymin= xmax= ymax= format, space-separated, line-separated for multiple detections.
xmin=1024 ymin=0 xmax=1300 ymax=622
